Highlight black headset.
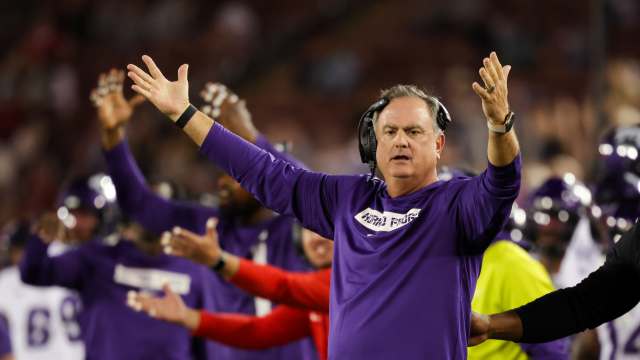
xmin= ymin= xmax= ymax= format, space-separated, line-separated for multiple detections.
xmin=357 ymin=96 xmax=452 ymax=174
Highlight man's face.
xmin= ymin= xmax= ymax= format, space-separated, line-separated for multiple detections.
xmin=68 ymin=209 xmax=99 ymax=243
xmin=217 ymin=174 xmax=261 ymax=217
xmin=375 ymin=97 xmax=444 ymax=182
xmin=301 ymin=229 xmax=333 ymax=269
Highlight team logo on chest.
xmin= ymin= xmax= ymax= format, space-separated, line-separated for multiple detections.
xmin=354 ymin=208 xmax=421 ymax=232
xmin=114 ymin=264 xmax=191 ymax=294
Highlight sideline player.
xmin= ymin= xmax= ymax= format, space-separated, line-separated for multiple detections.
xmin=20 ymin=180 xmax=217 ymax=359
xmin=0 ymin=223 xmax=81 ymax=359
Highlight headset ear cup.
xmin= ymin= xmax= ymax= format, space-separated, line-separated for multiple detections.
xmin=435 ymin=100 xmax=452 ymax=131
xmin=358 ymin=117 xmax=370 ymax=164
xmin=357 ymin=97 xmax=389 ymax=169
xmin=368 ymin=126 xmax=377 ymax=165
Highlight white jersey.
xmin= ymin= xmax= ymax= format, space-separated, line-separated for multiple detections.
xmin=553 ymin=216 xmax=605 ymax=289
xmin=597 ymin=303 xmax=640 ymax=360
xmin=0 ymin=266 xmax=84 ymax=360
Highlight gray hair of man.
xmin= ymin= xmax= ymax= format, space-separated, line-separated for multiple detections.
xmin=373 ymin=84 xmax=444 ymax=136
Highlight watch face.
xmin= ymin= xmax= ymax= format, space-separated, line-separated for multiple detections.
xmin=505 ymin=112 xmax=515 ymax=131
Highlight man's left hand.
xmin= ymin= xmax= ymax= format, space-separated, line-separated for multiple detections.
xmin=472 ymin=52 xmax=511 ymax=125
xmin=162 ymin=218 xmax=221 ymax=267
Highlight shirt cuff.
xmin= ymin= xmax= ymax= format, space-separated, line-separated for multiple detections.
xmin=483 ymin=153 xmax=522 ymax=197
xmin=486 ymin=153 xmax=521 ymax=182
xmin=192 ymin=310 xmax=210 ymax=337
xmin=199 ymin=122 xmax=224 ymax=158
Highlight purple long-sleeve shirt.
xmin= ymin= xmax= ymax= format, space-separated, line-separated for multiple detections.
xmin=103 ymin=138 xmax=315 ymax=360
xmin=200 ymin=123 xmax=521 ymax=359
xmin=0 ymin=317 xmax=10 ymax=357
xmin=19 ymin=235 xmax=217 ymax=360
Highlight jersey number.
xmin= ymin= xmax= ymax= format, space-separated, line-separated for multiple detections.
xmin=25 ymin=296 xmax=82 ymax=348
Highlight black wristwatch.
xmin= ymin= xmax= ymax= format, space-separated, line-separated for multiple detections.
xmin=487 ymin=111 xmax=516 ymax=134
xmin=211 ymin=254 xmax=226 ymax=273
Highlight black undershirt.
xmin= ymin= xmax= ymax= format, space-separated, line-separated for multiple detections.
xmin=515 ymin=222 xmax=640 ymax=343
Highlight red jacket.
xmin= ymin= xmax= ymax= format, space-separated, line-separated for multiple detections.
xmin=193 ymin=258 xmax=331 ymax=360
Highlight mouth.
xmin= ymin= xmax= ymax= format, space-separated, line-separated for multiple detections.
xmin=391 ymin=155 xmax=411 ymax=161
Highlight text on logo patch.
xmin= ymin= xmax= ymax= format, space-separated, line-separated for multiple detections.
xmin=354 ymin=208 xmax=421 ymax=232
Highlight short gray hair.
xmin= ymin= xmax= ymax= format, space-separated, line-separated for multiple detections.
xmin=376 ymin=84 xmax=442 ymax=135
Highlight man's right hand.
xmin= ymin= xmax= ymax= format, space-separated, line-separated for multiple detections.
xmin=162 ymin=218 xmax=222 ymax=267
xmin=127 ymin=55 xmax=190 ymax=122
xmin=127 ymin=284 xmax=201 ymax=331
xmin=91 ymin=69 xmax=145 ymax=131
xmin=469 ymin=312 xmax=490 ymax=346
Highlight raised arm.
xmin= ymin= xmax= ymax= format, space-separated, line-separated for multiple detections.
xmin=126 ymin=55 xmax=352 ymax=238
xmin=19 ymin=214 xmax=86 ymax=289
xmin=91 ymin=69 xmax=217 ymax=235
xmin=165 ymin=219 xmax=330 ymax=312
xmin=128 ymin=285 xmax=310 ymax=349
xmin=104 ymin=140 xmax=216 ymax=235
xmin=454 ymin=52 xmax=521 ymax=251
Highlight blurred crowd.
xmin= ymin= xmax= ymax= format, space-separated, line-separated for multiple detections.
xmin=0 ymin=0 xmax=639 ymax=224
xmin=0 ymin=1 xmax=640 ymax=359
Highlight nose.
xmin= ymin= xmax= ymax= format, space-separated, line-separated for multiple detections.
xmin=392 ymin=131 xmax=409 ymax=148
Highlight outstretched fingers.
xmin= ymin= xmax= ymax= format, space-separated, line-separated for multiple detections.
xmin=472 ymin=82 xmax=491 ymax=101
xmin=489 ymin=52 xmax=504 ymax=81
xmin=127 ymin=64 xmax=156 ymax=85
xmin=142 ymin=55 xmax=166 ymax=80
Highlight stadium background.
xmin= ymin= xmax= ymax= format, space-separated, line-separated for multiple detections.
xmin=0 ymin=0 xmax=638 ymax=222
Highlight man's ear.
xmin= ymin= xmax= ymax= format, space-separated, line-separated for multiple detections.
xmin=435 ymin=133 xmax=445 ymax=158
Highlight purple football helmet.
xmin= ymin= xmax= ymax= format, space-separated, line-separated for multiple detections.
xmin=524 ymin=174 xmax=592 ymax=258
xmin=595 ymin=124 xmax=640 ymax=203
xmin=593 ymin=125 xmax=640 ymax=242
xmin=57 ymin=173 xmax=119 ymax=239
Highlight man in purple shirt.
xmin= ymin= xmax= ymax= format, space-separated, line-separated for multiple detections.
xmin=20 ymin=194 xmax=219 ymax=360
xmin=93 ymin=70 xmax=314 ymax=359
xmin=126 ymin=52 xmax=521 ymax=359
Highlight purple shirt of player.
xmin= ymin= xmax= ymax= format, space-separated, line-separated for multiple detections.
xmin=0 ymin=315 xmax=11 ymax=358
xmin=200 ymin=123 xmax=521 ymax=360
xmin=103 ymin=139 xmax=316 ymax=360
xmin=20 ymin=235 xmax=217 ymax=360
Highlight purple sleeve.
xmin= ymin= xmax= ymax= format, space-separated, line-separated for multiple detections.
xmin=19 ymin=235 xmax=85 ymax=289
xmin=0 ymin=318 xmax=10 ymax=357
xmin=254 ymin=135 xmax=308 ymax=170
xmin=454 ymin=155 xmax=521 ymax=252
xmin=200 ymin=123 xmax=354 ymax=239
xmin=104 ymin=141 xmax=217 ymax=235
xmin=519 ymin=338 xmax=570 ymax=359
